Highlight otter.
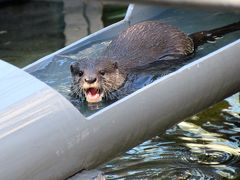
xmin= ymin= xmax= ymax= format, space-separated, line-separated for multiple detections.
xmin=70 ymin=21 xmax=240 ymax=103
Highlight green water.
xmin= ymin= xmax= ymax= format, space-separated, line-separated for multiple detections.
xmin=0 ymin=1 xmax=65 ymax=67
xmin=0 ymin=2 xmax=239 ymax=179
xmin=100 ymin=98 xmax=240 ymax=179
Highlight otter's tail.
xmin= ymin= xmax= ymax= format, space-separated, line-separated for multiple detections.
xmin=189 ymin=21 xmax=240 ymax=49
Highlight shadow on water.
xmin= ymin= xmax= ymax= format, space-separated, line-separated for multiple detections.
xmin=0 ymin=1 xmax=239 ymax=179
xmin=0 ymin=0 xmax=109 ymax=67
xmin=0 ymin=1 xmax=65 ymax=67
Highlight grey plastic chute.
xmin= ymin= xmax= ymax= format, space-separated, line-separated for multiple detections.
xmin=0 ymin=4 xmax=240 ymax=180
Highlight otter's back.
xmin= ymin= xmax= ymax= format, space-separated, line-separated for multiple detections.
xmin=104 ymin=21 xmax=194 ymax=68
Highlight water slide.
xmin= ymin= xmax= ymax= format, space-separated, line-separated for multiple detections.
xmin=0 ymin=4 xmax=240 ymax=180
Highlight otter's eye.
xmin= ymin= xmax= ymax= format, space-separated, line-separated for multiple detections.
xmin=78 ymin=70 xmax=84 ymax=77
xmin=99 ymin=70 xmax=105 ymax=76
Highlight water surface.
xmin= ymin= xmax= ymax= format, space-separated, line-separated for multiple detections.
xmin=100 ymin=96 xmax=240 ymax=179
xmin=30 ymin=9 xmax=240 ymax=179
xmin=0 ymin=1 xmax=65 ymax=67
xmin=0 ymin=3 xmax=239 ymax=179
xmin=31 ymin=9 xmax=240 ymax=117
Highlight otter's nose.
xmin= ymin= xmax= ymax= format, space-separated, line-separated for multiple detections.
xmin=85 ymin=77 xmax=97 ymax=84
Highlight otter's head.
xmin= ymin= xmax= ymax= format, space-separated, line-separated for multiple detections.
xmin=70 ymin=58 xmax=126 ymax=103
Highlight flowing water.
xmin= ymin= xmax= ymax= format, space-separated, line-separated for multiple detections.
xmin=31 ymin=9 xmax=240 ymax=117
xmin=0 ymin=2 xmax=239 ymax=179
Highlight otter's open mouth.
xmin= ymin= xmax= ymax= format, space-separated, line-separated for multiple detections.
xmin=84 ymin=88 xmax=103 ymax=103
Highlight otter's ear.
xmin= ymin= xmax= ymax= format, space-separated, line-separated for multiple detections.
xmin=70 ymin=62 xmax=79 ymax=74
xmin=113 ymin=62 xmax=118 ymax=69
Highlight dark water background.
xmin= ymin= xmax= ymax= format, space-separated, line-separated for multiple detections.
xmin=0 ymin=1 xmax=239 ymax=179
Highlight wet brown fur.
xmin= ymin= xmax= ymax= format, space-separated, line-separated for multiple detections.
xmin=70 ymin=20 xmax=240 ymax=101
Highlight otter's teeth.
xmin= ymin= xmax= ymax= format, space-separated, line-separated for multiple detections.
xmin=88 ymin=88 xmax=98 ymax=96
xmin=85 ymin=88 xmax=103 ymax=103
